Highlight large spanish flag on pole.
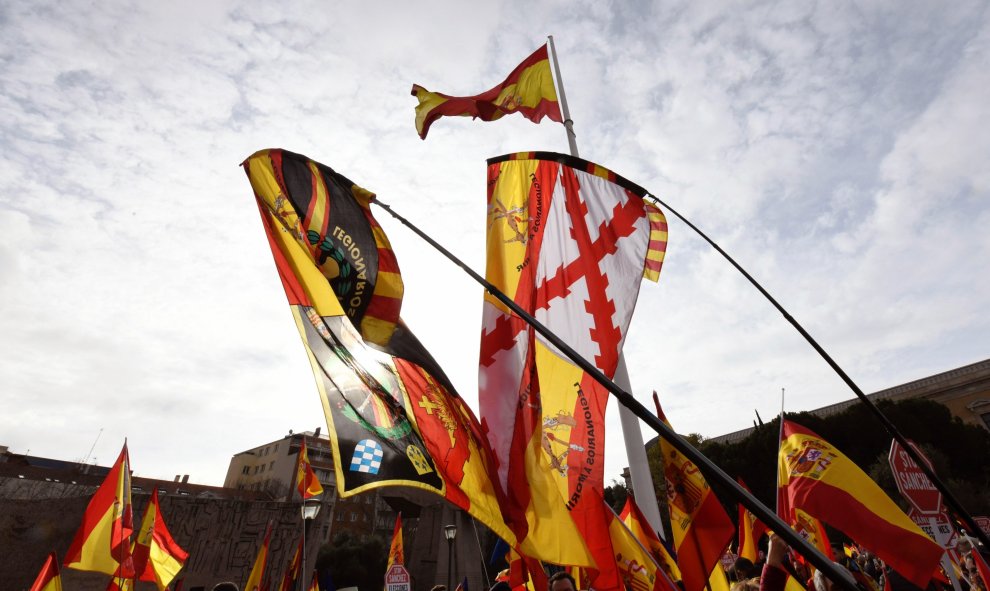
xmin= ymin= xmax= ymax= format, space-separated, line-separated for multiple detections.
xmin=412 ymin=45 xmax=562 ymax=139
xmin=243 ymin=148 xmax=516 ymax=547
xmin=30 ymin=552 xmax=62 ymax=591
xmin=65 ymin=442 xmax=134 ymax=576
xmin=653 ymin=395 xmax=735 ymax=591
xmin=479 ymin=152 xmax=667 ymax=570
xmin=778 ymin=420 xmax=943 ymax=588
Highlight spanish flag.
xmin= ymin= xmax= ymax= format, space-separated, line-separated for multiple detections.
xmin=778 ymin=420 xmax=943 ymax=588
xmin=972 ymin=549 xmax=990 ymax=591
xmin=736 ymin=478 xmax=768 ymax=563
xmin=295 ymin=438 xmax=324 ymax=499
xmin=29 ymin=552 xmax=62 ymax=591
xmin=619 ymin=496 xmax=682 ymax=584
xmin=607 ymin=499 xmax=680 ymax=591
xmin=244 ymin=522 xmax=272 ymax=591
xmin=387 ymin=513 xmax=404 ymax=568
xmin=133 ymin=489 xmax=189 ymax=590
xmin=65 ymin=442 xmax=134 ymax=576
xmin=412 ymin=45 xmax=562 ymax=139
xmin=653 ymin=394 xmax=735 ymax=591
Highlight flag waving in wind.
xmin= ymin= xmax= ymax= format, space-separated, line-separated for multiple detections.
xmin=412 ymin=45 xmax=562 ymax=139
xmin=653 ymin=394 xmax=734 ymax=591
xmin=243 ymin=148 xmax=516 ymax=547
xmin=295 ymin=438 xmax=324 ymax=499
xmin=132 ymin=489 xmax=188 ymax=590
xmin=480 ymin=151 xmax=668 ymax=571
xmin=778 ymin=419 xmax=942 ymax=589
xmin=30 ymin=552 xmax=62 ymax=591
xmin=65 ymin=442 xmax=134 ymax=576
xmin=387 ymin=513 xmax=404 ymax=568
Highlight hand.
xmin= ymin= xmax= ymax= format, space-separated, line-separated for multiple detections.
xmin=767 ymin=533 xmax=790 ymax=568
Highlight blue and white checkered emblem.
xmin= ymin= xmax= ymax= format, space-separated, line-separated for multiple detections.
xmin=349 ymin=439 xmax=384 ymax=474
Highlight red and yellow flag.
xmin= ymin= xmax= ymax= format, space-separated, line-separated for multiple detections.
xmin=387 ymin=513 xmax=404 ymax=568
xmin=244 ymin=523 xmax=272 ymax=591
xmin=295 ymin=438 xmax=324 ymax=499
xmin=30 ymin=552 xmax=62 ymax=591
xmin=619 ymin=496 xmax=682 ymax=583
xmin=973 ymin=549 xmax=990 ymax=591
xmin=278 ymin=537 xmax=304 ymax=591
xmin=778 ymin=420 xmax=943 ymax=588
xmin=132 ymin=488 xmax=188 ymax=590
xmin=479 ymin=152 xmax=667 ymax=569
xmin=243 ymin=149 xmax=516 ymax=548
xmin=607 ymin=500 xmax=680 ymax=591
xmin=65 ymin=442 xmax=134 ymax=576
xmin=736 ymin=478 xmax=769 ymax=563
xmin=653 ymin=394 xmax=735 ymax=591
xmin=411 ymin=45 xmax=562 ymax=139
xmin=308 ymin=571 xmax=320 ymax=591
xmin=787 ymin=507 xmax=834 ymax=568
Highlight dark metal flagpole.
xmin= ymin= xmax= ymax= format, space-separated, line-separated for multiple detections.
xmin=370 ymin=198 xmax=862 ymax=591
xmin=646 ymin=193 xmax=990 ymax=550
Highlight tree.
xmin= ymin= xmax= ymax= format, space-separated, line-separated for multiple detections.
xmin=316 ymin=529 xmax=388 ymax=590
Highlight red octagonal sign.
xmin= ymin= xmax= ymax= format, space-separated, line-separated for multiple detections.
xmin=888 ymin=439 xmax=943 ymax=515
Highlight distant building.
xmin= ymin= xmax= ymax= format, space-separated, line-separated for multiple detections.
xmin=709 ymin=358 xmax=990 ymax=445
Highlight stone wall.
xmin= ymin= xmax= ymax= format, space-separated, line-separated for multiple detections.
xmin=1 ymin=476 xmax=332 ymax=591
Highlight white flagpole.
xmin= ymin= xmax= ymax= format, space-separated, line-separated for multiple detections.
xmin=546 ymin=34 xmax=667 ymax=539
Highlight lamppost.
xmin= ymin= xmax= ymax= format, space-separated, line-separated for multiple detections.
xmin=444 ymin=524 xmax=457 ymax=591
xmin=300 ymin=497 xmax=322 ymax=591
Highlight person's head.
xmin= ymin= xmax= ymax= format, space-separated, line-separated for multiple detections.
xmin=548 ymin=571 xmax=578 ymax=591
xmin=431 ymin=586 xmax=447 ymax=591
xmin=733 ymin=557 xmax=756 ymax=580
xmin=213 ymin=584 xmax=239 ymax=591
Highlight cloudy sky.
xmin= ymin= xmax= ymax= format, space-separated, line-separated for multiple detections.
xmin=1 ymin=0 xmax=987 ymax=487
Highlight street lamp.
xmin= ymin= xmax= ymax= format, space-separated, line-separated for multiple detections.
xmin=300 ymin=498 xmax=322 ymax=591
xmin=444 ymin=524 xmax=457 ymax=591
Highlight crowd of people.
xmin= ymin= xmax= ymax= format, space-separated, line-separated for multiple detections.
xmin=725 ymin=535 xmax=987 ymax=591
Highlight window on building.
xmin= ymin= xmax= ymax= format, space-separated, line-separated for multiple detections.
xmin=274 ymin=443 xmax=279 ymax=452
xmin=242 ymin=466 xmax=249 ymax=475
xmin=351 ymin=512 xmax=358 ymax=522
xmin=253 ymin=466 xmax=259 ymax=474
xmin=269 ymin=461 xmax=275 ymax=471
xmin=337 ymin=511 xmax=344 ymax=522
xmin=260 ymin=464 xmax=265 ymax=473
xmin=981 ymin=412 xmax=990 ymax=430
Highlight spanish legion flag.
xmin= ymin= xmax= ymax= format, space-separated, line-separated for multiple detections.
xmin=243 ymin=148 xmax=516 ymax=547
xmin=653 ymin=394 xmax=734 ymax=591
xmin=244 ymin=522 xmax=272 ymax=591
xmin=295 ymin=438 xmax=324 ymax=499
xmin=479 ymin=152 xmax=668 ymax=570
xmin=30 ymin=552 xmax=62 ymax=591
xmin=412 ymin=45 xmax=562 ymax=139
xmin=778 ymin=420 xmax=943 ymax=588
xmin=132 ymin=489 xmax=189 ymax=590
xmin=65 ymin=442 xmax=134 ymax=576
xmin=387 ymin=513 xmax=404 ymax=568
xmin=619 ymin=496 xmax=682 ymax=584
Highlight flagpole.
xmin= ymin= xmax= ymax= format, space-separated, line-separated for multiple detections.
xmin=645 ymin=192 xmax=990 ymax=550
xmin=370 ymin=198 xmax=860 ymax=591
xmin=548 ymin=34 xmax=667 ymax=540
xmin=547 ymin=35 xmax=578 ymax=158
xmin=775 ymin=388 xmax=784 ymax=517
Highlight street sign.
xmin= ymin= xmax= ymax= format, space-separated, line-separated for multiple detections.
xmin=386 ymin=564 xmax=411 ymax=591
xmin=909 ymin=508 xmax=957 ymax=549
xmin=889 ymin=439 xmax=944 ymax=515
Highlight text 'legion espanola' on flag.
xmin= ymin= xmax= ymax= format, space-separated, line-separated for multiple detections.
xmin=412 ymin=45 xmax=562 ymax=139
xmin=479 ymin=151 xmax=668 ymax=570
xmin=242 ymin=148 xmax=516 ymax=548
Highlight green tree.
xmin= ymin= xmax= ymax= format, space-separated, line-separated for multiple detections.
xmin=316 ymin=529 xmax=388 ymax=590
